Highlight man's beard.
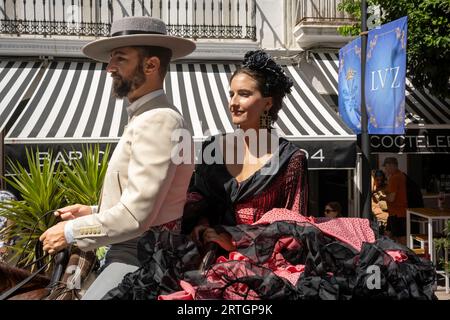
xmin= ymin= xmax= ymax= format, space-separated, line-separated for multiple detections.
xmin=111 ymin=63 xmax=146 ymax=98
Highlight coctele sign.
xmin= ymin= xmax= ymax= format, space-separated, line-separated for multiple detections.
xmin=369 ymin=129 xmax=450 ymax=153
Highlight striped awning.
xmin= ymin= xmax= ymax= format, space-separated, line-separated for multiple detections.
xmin=166 ymin=63 xmax=355 ymax=141
xmin=5 ymin=60 xmax=356 ymax=168
xmin=310 ymin=52 xmax=339 ymax=95
xmin=0 ymin=60 xmax=42 ymax=132
xmin=310 ymin=51 xmax=450 ymax=128
xmin=6 ymin=61 xmax=355 ymax=143
xmin=6 ymin=61 xmax=128 ymax=144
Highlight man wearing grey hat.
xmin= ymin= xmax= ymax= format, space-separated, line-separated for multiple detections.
xmin=39 ymin=16 xmax=196 ymax=299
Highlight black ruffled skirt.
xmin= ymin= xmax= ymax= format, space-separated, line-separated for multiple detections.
xmin=102 ymin=221 xmax=436 ymax=300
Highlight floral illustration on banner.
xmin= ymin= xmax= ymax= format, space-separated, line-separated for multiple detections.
xmin=342 ymin=65 xmax=361 ymax=129
xmin=367 ymin=34 xmax=378 ymax=60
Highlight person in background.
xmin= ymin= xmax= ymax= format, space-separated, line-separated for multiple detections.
xmin=371 ymin=170 xmax=389 ymax=234
xmin=324 ymin=201 xmax=341 ymax=218
xmin=381 ymin=157 xmax=407 ymax=245
xmin=0 ymin=190 xmax=17 ymax=263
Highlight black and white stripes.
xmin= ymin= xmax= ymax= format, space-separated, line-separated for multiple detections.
xmin=0 ymin=60 xmax=42 ymax=132
xmin=7 ymin=61 xmax=128 ymax=144
xmin=5 ymin=60 xmax=355 ymax=144
xmin=280 ymin=64 xmax=353 ymax=138
xmin=165 ymin=63 xmax=236 ymax=139
xmin=165 ymin=63 xmax=354 ymax=141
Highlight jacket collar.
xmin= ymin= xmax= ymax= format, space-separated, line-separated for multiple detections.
xmin=127 ymin=90 xmax=173 ymax=119
xmin=126 ymin=89 xmax=164 ymax=117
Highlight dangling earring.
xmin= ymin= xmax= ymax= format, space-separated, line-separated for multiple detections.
xmin=259 ymin=110 xmax=272 ymax=129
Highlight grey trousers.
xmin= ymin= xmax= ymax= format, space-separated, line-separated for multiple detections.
xmin=81 ymin=262 xmax=139 ymax=300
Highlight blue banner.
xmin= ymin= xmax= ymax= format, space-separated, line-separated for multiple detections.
xmin=338 ymin=37 xmax=362 ymax=134
xmin=338 ymin=16 xmax=407 ymax=134
xmin=366 ymin=16 xmax=407 ymax=134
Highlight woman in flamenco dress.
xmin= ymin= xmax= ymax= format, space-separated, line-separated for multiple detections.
xmin=103 ymin=50 xmax=436 ymax=300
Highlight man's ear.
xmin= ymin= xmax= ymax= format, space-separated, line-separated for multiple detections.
xmin=144 ymin=56 xmax=160 ymax=75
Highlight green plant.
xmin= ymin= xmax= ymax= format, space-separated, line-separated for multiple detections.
xmin=59 ymin=145 xmax=111 ymax=263
xmin=59 ymin=144 xmax=110 ymax=205
xmin=337 ymin=0 xmax=367 ymax=36
xmin=0 ymin=149 xmax=67 ymax=268
xmin=95 ymin=246 xmax=108 ymax=261
xmin=434 ymin=220 xmax=450 ymax=273
xmin=0 ymin=145 xmax=111 ymax=270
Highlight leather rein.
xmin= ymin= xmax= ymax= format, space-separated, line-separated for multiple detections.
xmin=0 ymin=211 xmax=68 ymax=300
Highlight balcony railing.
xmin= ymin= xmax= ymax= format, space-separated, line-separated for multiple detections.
xmin=296 ymin=0 xmax=355 ymax=24
xmin=0 ymin=0 xmax=256 ymax=40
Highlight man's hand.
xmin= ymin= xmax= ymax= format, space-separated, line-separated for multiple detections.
xmin=54 ymin=204 xmax=92 ymax=220
xmin=39 ymin=221 xmax=69 ymax=255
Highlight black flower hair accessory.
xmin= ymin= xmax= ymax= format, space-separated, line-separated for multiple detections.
xmin=242 ymin=50 xmax=293 ymax=97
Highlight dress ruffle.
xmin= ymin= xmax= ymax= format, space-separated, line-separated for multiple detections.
xmin=103 ymin=210 xmax=436 ymax=300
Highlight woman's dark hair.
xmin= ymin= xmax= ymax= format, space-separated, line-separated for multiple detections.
xmin=230 ymin=50 xmax=293 ymax=122
xmin=325 ymin=201 xmax=342 ymax=217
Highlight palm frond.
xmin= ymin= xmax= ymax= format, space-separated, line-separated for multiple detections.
xmin=0 ymin=148 xmax=66 ymax=267
xmin=60 ymin=144 xmax=110 ymax=205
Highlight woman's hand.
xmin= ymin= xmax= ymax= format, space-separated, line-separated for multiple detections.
xmin=201 ymin=228 xmax=236 ymax=252
xmin=54 ymin=204 xmax=92 ymax=220
xmin=191 ymin=224 xmax=209 ymax=247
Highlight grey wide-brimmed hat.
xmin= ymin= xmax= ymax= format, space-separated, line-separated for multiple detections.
xmin=82 ymin=16 xmax=196 ymax=62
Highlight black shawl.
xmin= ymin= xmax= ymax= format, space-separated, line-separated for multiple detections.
xmin=181 ymin=135 xmax=305 ymax=233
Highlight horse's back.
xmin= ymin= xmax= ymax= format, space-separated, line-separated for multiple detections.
xmin=8 ymin=288 xmax=50 ymax=300
xmin=0 ymin=263 xmax=50 ymax=300
xmin=0 ymin=247 xmax=98 ymax=300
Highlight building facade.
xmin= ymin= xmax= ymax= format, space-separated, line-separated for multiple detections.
xmin=1 ymin=0 xmax=361 ymax=216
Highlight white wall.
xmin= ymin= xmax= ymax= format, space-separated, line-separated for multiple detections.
xmin=0 ymin=0 xmax=296 ymax=57
xmin=256 ymin=0 xmax=294 ymax=50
